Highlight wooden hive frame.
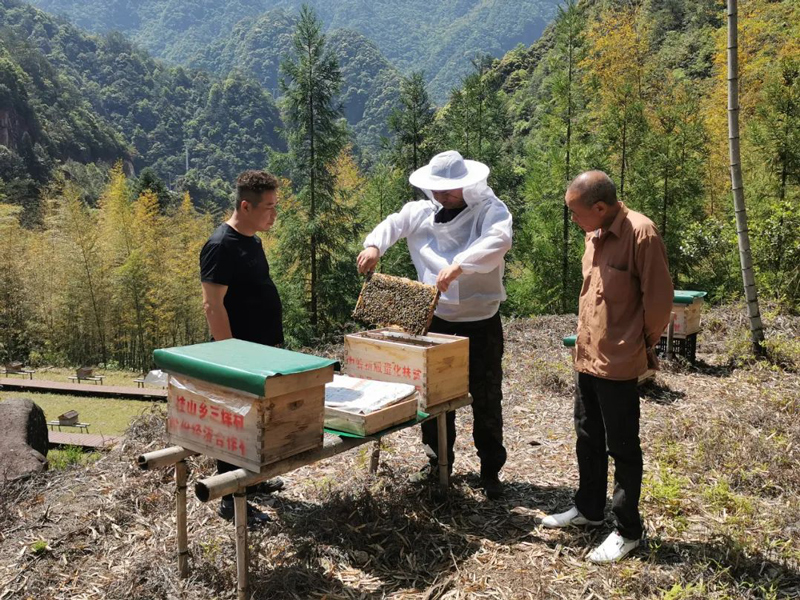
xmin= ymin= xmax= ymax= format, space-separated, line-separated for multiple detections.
xmin=353 ymin=272 xmax=440 ymax=335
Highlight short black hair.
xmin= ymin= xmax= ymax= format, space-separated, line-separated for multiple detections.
xmin=235 ymin=170 xmax=279 ymax=210
xmin=567 ymin=170 xmax=617 ymax=207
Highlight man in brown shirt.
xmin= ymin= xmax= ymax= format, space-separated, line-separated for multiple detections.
xmin=541 ymin=171 xmax=673 ymax=563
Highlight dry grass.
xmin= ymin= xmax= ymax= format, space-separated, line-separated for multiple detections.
xmin=1 ymin=306 xmax=798 ymax=599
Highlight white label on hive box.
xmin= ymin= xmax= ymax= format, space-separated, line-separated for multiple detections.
xmin=167 ymin=398 xmax=260 ymax=458
xmin=166 ymin=376 xmax=262 ymax=459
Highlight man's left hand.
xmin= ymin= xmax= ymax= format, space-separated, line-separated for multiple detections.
xmin=646 ymin=346 xmax=659 ymax=370
xmin=436 ymin=264 xmax=463 ymax=292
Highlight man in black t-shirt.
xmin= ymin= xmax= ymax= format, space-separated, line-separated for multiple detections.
xmin=200 ymin=170 xmax=284 ymax=524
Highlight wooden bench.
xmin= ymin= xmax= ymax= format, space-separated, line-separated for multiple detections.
xmin=3 ymin=362 xmax=35 ymax=379
xmin=133 ymin=378 xmax=145 ymax=388
xmin=47 ymin=421 xmax=91 ymax=433
xmin=68 ymin=375 xmax=104 ymax=384
xmin=69 ymin=367 xmax=104 ymax=385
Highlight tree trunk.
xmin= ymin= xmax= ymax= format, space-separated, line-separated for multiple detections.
xmin=662 ymin=169 xmax=668 ymax=239
xmin=308 ymin=46 xmax=318 ymax=333
xmin=727 ymin=0 xmax=765 ymax=355
xmin=619 ymin=112 xmax=627 ymax=201
xmin=562 ymin=26 xmax=574 ymax=314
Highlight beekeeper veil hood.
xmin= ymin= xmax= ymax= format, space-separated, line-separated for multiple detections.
xmin=409 ymin=150 xmax=493 ymax=206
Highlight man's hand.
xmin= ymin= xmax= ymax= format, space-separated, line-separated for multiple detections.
xmin=201 ymin=281 xmax=233 ymax=341
xmin=357 ymin=246 xmax=380 ymax=274
xmin=436 ymin=264 xmax=463 ymax=292
xmin=646 ymin=346 xmax=660 ymax=370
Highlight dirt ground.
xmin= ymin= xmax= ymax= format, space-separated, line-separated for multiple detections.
xmin=1 ymin=306 xmax=798 ymax=599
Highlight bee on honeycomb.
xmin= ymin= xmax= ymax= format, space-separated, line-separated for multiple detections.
xmin=353 ymin=273 xmax=439 ymax=335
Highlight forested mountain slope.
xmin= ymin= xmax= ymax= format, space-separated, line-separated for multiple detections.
xmin=0 ymin=0 xmax=285 ymax=210
xmin=190 ymin=10 xmax=403 ymax=153
xmin=30 ymin=0 xmax=562 ymax=102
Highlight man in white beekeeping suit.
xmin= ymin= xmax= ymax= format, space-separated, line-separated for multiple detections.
xmin=356 ymin=150 xmax=513 ymax=499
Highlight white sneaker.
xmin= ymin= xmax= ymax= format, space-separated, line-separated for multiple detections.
xmin=540 ymin=506 xmax=604 ymax=528
xmin=587 ymin=531 xmax=639 ymax=563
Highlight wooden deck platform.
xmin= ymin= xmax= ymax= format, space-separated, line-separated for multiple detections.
xmin=49 ymin=431 xmax=120 ymax=449
xmin=0 ymin=378 xmax=167 ymax=400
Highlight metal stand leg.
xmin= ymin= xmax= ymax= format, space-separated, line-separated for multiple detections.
xmin=667 ymin=312 xmax=675 ymax=359
xmin=234 ymin=493 xmax=249 ymax=600
xmin=369 ymin=441 xmax=381 ymax=473
xmin=437 ymin=413 xmax=449 ymax=489
xmin=175 ymin=460 xmax=189 ymax=578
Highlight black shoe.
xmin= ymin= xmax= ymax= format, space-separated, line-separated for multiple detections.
xmin=249 ymin=477 xmax=285 ymax=496
xmin=481 ymin=475 xmax=504 ymax=500
xmin=218 ymin=499 xmax=271 ymax=525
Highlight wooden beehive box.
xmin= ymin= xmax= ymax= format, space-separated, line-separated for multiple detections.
xmin=669 ymin=291 xmax=706 ymax=337
xmin=344 ymin=328 xmax=468 ymax=411
xmin=324 ymin=375 xmax=419 ymax=436
xmin=154 ymin=340 xmax=336 ymax=472
xmin=325 ymin=395 xmax=418 ymax=436
xmin=58 ymin=410 xmax=79 ymax=425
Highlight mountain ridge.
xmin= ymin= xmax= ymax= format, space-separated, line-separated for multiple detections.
xmin=30 ymin=0 xmax=561 ymax=102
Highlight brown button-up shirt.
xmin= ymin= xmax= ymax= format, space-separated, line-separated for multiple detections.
xmin=575 ymin=203 xmax=674 ymax=381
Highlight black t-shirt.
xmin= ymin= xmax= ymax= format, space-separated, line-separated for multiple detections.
xmin=200 ymin=223 xmax=284 ymax=346
xmin=434 ymin=204 xmax=468 ymax=224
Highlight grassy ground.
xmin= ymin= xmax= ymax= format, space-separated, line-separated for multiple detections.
xmin=0 ymin=305 xmax=798 ymax=599
xmin=48 ymin=446 xmax=101 ymax=470
xmin=0 ymin=391 xmax=160 ymax=436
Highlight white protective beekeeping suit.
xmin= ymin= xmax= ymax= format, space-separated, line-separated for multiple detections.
xmin=363 ymin=178 xmax=512 ymax=321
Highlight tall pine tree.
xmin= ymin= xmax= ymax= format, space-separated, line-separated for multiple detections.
xmin=279 ymin=4 xmax=351 ymax=337
xmin=388 ymin=71 xmax=434 ymax=177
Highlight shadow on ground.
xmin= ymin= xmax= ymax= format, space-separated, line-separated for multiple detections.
xmin=238 ymin=475 xmax=573 ymax=597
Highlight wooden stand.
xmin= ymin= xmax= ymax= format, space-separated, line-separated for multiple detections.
xmin=234 ymin=492 xmax=249 ymax=600
xmin=137 ymin=448 xmax=198 ymax=579
xmin=176 ymin=460 xmax=189 ymax=578
xmin=138 ymin=394 xmax=471 ymax=600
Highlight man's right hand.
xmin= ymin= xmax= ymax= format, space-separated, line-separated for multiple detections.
xmin=356 ymin=246 xmax=380 ymax=274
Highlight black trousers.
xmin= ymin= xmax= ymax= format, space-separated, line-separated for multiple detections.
xmin=421 ymin=312 xmax=507 ymax=478
xmin=573 ymin=372 xmax=643 ymax=540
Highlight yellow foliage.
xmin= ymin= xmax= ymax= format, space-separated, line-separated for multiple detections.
xmin=331 ymin=145 xmax=366 ymax=206
xmin=701 ymin=0 xmax=800 ymax=212
xmin=583 ymin=4 xmax=650 ymax=107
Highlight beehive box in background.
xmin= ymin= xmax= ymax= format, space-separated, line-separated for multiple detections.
xmin=154 ymin=340 xmax=336 ymax=472
xmin=669 ymin=291 xmax=706 ymax=337
xmin=57 ymin=410 xmax=79 ymax=425
xmin=344 ymin=328 xmax=468 ymax=411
